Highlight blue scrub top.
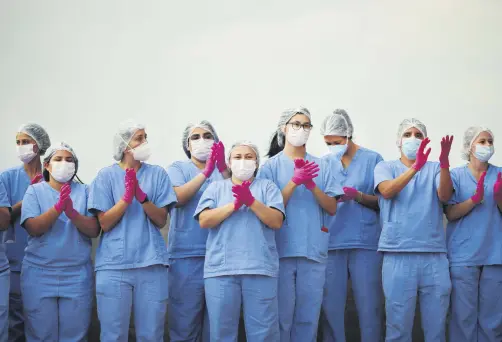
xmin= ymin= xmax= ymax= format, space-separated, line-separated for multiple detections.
xmin=194 ymin=178 xmax=285 ymax=278
xmin=446 ymin=164 xmax=502 ymax=266
xmin=166 ymin=160 xmax=224 ymax=259
xmin=374 ymin=160 xmax=446 ymax=253
xmin=20 ymin=182 xmax=92 ymax=269
xmin=0 ymin=165 xmax=31 ymax=272
xmin=323 ymin=148 xmax=383 ymax=250
xmin=88 ymin=163 xmax=177 ymax=271
xmin=0 ymin=180 xmax=10 ymax=272
xmin=257 ymin=152 xmax=343 ymax=263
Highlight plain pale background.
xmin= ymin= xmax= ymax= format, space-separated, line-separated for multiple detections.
xmin=1 ymin=0 xmax=501 ymax=182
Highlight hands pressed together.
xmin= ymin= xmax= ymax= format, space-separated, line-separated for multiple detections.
xmin=232 ymin=181 xmax=255 ymax=211
xmin=291 ymin=159 xmax=319 ymax=190
xmin=53 ymin=183 xmax=78 ymax=219
xmin=202 ymin=141 xmax=227 ymax=178
xmin=122 ymin=168 xmax=148 ymax=204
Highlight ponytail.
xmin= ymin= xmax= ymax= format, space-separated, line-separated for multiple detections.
xmin=266 ymin=131 xmax=285 ymax=158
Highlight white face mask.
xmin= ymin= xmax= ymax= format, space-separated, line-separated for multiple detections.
xmin=131 ymin=142 xmax=152 ymax=161
xmin=401 ymin=137 xmax=422 ymax=160
xmin=191 ymin=139 xmax=214 ymax=161
xmin=50 ymin=161 xmax=76 ymax=183
xmin=286 ymin=127 xmax=310 ymax=147
xmin=473 ymin=144 xmax=494 ymax=162
xmin=17 ymin=144 xmax=37 ymax=163
xmin=231 ymin=159 xmax=256 ymax=181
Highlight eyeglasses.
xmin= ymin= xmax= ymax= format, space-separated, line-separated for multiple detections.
xmin=288 ymin=122 xmax=313 ymax=132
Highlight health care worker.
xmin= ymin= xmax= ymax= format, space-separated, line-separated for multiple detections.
xmin=20 ymin=142 xmax=98 ymax=342
xmin=194 ymin=141 xmax=285 ymax=342
xmin=89 ymin=120 xmax=177 ymax=342
xmin=167 ymin=121 xmax=229 ymax=342
xmin=374 ymin=118 xmax=454 ymax=342
xmin=0 ymin=182 xmax=12 ymax=342
xmin=0 ymin=123 xmax=51 ymax=342
xmin=319 ymin=109 xmax=384 ymax=342
xmin=258 ymin=107 xmax=343 ymax=342
xmin=445 ymin=127 xmax=502 ymax=342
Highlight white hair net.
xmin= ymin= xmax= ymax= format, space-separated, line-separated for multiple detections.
xmin=275 ymin=107 xmax=312 ymax=148
xmin=182 ymin=121 xmax=220 ymax=158
xmin=461 ymin=126 xmax=494 ymax=161
xmin=113 ymin=119 xmax=145 ymax=161
xmin=18 ymin=123 xmax=51 ymax=155
xmin=320 ymin=109 xmax=354 ymax=137
xmin=227 ymin=140 xmax=261 ymax=166
xmin=43 ymin=142 xmax=79 ymax=173
xmin=396 ymin=118 xmax=427 ymax=147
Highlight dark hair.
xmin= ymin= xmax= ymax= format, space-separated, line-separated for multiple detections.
xmin=266 ymin=132 xmax=285 ymax=158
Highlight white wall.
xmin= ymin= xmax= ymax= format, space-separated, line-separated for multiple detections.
xmin=1 ymin=0 xmax=501 ymax=181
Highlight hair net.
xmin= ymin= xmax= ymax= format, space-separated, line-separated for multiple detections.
xmin=43 ymin=142 xmax=79 ymax=173
xmin=113 ymin=119 xmax=145 ymax=161
xmin=182 ymin=121 xmax=220 ymax=158
xmin=396 ymin=118 xmax=428 ymax=147
xmin=320 ymin=109 xmax=354 ymax=137
xmin=461 ymin=126 xmax=494 ymax=161
xmin=275 ymin=107 xmax=312 ymax=148
xmin=227 ymin=140 xmax=261 ymax=166
xmin=18 ymin=123 xmax=51 ymax=156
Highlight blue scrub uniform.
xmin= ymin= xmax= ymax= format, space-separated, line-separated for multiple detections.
xmin=20 ymin=182 xmax=93 ymax=342
xmin=321 ymin=148 xmax=384 ymax=342
xmin=0 ymin=181 xmax=11 ymax=342
xmin=446 ymin=165 xmax=502 ymax=342
xmin=374 ymin=160 xmax=451 ymax=342
xmin=258 ymin=152 xmax=343 ymax=342
xmin=166 ymin=160 xmax=223 ymax=342
xmin=194 ymin=178 xmax=285 ymax=342
xmin=88 ymin=163 xmax=176 ymax=342
xmin=0 ymin=165 xmax=31 ymax=342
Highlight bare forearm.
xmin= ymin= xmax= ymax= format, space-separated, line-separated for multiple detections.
xmin=24 ymin=208 xmax=60 ymax=236
xmin=0 ymin=208 xmax=10 ymax=230
xmin=312 ymin=187 xmax=337 ymax=216
xmin=497 ymin=200 xmax=502 ymax=213
xmin=281 ymin=181 xmax=297 ymax=207
xmin=72 ymin=215 xmax=101 ymax=238
xmin=249 ymin=200 xmax=283 ymax=229
xmin=445 ymin=200 xmax=476 ymax=221
xmin=11 ymin=201 xmax=22 ymax=222
xmin=199 ymin=204 xmax=234 ymax=228
xmin=174 ymin=174 xmax=207 ymax=206
xmin=97 ymin=201 xmax=129 ymax=232
xmin=358 ymin=193 xmax=379 ymax=210
xmin=142 ymin=202 xmax=168 ymax=228
xmin=437 ymin=169 xmax=453 ymax=203
xmin=377 ymin=169 xmax=417 ymax=199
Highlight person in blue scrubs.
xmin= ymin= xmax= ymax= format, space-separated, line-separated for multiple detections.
xmin=258 ymin=107 xmax=343 ymax=342
xmin=445 ymin=127 xmax=502 ymax=342
xmin=88 ymin=120 xmax=177 ymax=342
xmin=374 ymin=118 xmax=454 ymax=342
xmin=194 ymin=141 xmax=285 ymax=342
xmin=319 ymin=109 xmax=384 ymax=342
xmin=20 ymin=142 xmax=99 ymax=342
xmin=0 ymin=182 xmax=12 ymax=342
xmin=167 ymin=121 xmax=229 ymax=342
xmin=0 ymin=123 xmax=51 ymax=342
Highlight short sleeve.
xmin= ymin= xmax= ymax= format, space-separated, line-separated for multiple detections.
xmin=374 ymin=161 xmax=394 ymax=192
xmin=21 ymin=186 xmax=41 ymax=226
xmin=264 ymin=181 xmax=285 ymax=217
xmin=0 ymin=180 xmax=9 ymax=208
xmin=432 ymin=163 xmax=441 ymax=190
xmin=83 ymin=184 xmax=93 ymax=217
xmin=0 ymin=173 xmax=12 ymax=206
xmin=166 ymin=161 xmax=188 ymax=187
xmin=322 ymin=159 xmax=344 ymax=198
xmin=257 ymin=161 xmax=274 ymax=182
xmin=193 ymin=182 xmax=217 ymax=221
xmin=88 ymin=170 xmax=114 ymax=214
xmin=153 ymin=168 xmax=178 ymax=209
xmin=376 ymin=153 xmax=384 ymax=165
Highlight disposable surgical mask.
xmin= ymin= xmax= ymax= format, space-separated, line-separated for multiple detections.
xmin=131 ymin=142 xmax=152 ymax=161
xmin=286 ymin=128 xmax=310 ymax=147
xmin=473 ymin=144 xmax=494 ymax=162
xmin=17 ymin=144 xmax=37 ymax=163
xmin=191 ymin=138 xmax=214 ymax=161
xmin=328 ymin=141 xmax=348 ymax=159
xmin=231 ymin=159 xmax=256 ymax=181
xmin=401 ymin=137 xmax=422 ymax=160
xmin=50 ymin=161 xmax=75 ymax=183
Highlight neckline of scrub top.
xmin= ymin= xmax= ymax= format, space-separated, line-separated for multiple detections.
xmin=189 ymin=159 xmax=205 ymax=174
xmin=340 ymin=147 xmax=362 ymax=175
xmin=465 ymin=163 xmax=493 ymax=184
xmin=41 ymin=180 xmax=68 ymax=194
xmin=113 ymin=162 xmax=146 ymax=177
xmin=279 ymin=150 xmax=313 ymax=163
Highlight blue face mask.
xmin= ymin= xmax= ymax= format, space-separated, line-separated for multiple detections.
xmin=401 ymin=137 xmax=422 ymax=160
xmin=328 ymin=142 xmax=348 ymax=159
xmin=473 ymin=144 xmax=494 ymax=162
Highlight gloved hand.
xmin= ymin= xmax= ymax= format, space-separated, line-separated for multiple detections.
xmin=411 ymin=138 xmax=431 ymax=171
xmin=339 ymin=186 xmax=359 ymax=202
xmin=54 ymin=183 xmax=71 ymax=214
xmin=292 ymin=159 xmax=319 ymax=189
xmin=122 ymin=168 xmax=136 ymax=204
xmin=214 ymin=141 xmax=228 ymax=173
xmin=232 ymin=181 xmax=255 ymax=207
xmin=63 ymin=185 xmax=79 ymax=219
xmin=471 ymin=171 xmax=486 ymax=204
xmin=31 ymin=173 xmax=43 ymax=185
xmin=293 ymin=159 xmax=317 ymax=190
xmin=202 ymin=147 xmax=217 ymax=178
xmin=439 ymin=135 xmax=454 ymax=169
xmin=494 ymin=172 xmax=502 ymax=201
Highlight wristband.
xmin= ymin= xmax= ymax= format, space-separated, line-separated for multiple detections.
xmin=140 ymin=195 xmax=149 ymax=204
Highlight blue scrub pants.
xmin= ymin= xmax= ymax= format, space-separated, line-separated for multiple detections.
xmin=96 ymin=265 xmax=169 ymax=342
xmin=8 ymin=271 xmax=24 ymax=342
xmin=168 ymin=257 xmax=209 ymax=342
xmin=21 ymin=263 xmax=93 ymax=342
xmin=278 ymin=257 xmax=326 ymax=342
xmin=382 ymin=252 xmax=451 ymax=342
xmin=205 ymin=275 xmax=279 ymax=342
xmin=449 ymin=265 xmax=502 ymax=342
xmin=321 ymin=249 xmax=383 ymax=342
xmin=0 ymin=268 xmax=10 ymax=342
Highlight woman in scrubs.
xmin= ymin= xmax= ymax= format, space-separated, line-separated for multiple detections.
xmin=374 ymin=118 xmax=453 ymax=342
xmin=0 ymin=182 xmax=12 ymax=342
xmin=20 ymin=142 xmax=99 ymax=341
xmin=319 ymin=109 xmax=384 ymax=342
xmin=166 ymin=120 xmax=228 ymax=342
xmin=88 ymin=120 xmax=177 ymax=342
xmin=258 ymin=107 xmax=342 ymax=342
xmin=194 ymin=141 xmax=285 ymax=342
xmin=0 ymin=123 xmax=51 ymax=342
xmin=445 ymin=127 xmax=502 ymax=342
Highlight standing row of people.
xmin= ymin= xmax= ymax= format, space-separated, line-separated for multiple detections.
xmin=0 ymin=108 xmax=500 ymax=342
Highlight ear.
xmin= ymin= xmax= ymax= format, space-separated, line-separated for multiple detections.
xmin=33 ymin=144 xmax=40 ymax=154
xmin=281 ymin=125 xmax=287 ymax=134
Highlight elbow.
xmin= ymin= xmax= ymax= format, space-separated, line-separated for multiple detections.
xmin=380 ymin=190 xmax=394 ymax=200
xmin=198 ymin=216 xmax=211 ymax=229
xmin=269 ymin=217 xmax=284 ymax=230
xmin=438 ymin=191 xmax=451 ymax=204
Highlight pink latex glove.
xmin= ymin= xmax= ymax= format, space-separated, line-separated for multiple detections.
xmin=293 ymin=159 xmax=317 ymax=190
xmin=54 ymin=183 xmax=71 ymax=214
xmin=122 ymin=168 xmax=136 ymax=204
xmin=232 ymin=181 xmax=255 ymax=207
xmin=411 ymin=138 xmax=431 ymax=171
xmin=493 ymin=172 xmax=502 ymax=201
xmin=64 ymin=192 xmax=79 ymax=220
xmin=202 ymin=147 xmax=217 ymax=178
xmin=439 ymin=135 xmax=454 ymax=169
xmin=214 ymin=141 xmax=228 ymax=173
xmin=292 ymin=159 xmax=319 ymax=189
xmin=31 ymin=173 xmax=43 ymax=185
xmin=471 ymin=171 xmax=486 ymax=204
xmin=231 ymin=184 xmax=244 ymax=211
xmin=339 ymin=186 xmax=359 ymax=202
